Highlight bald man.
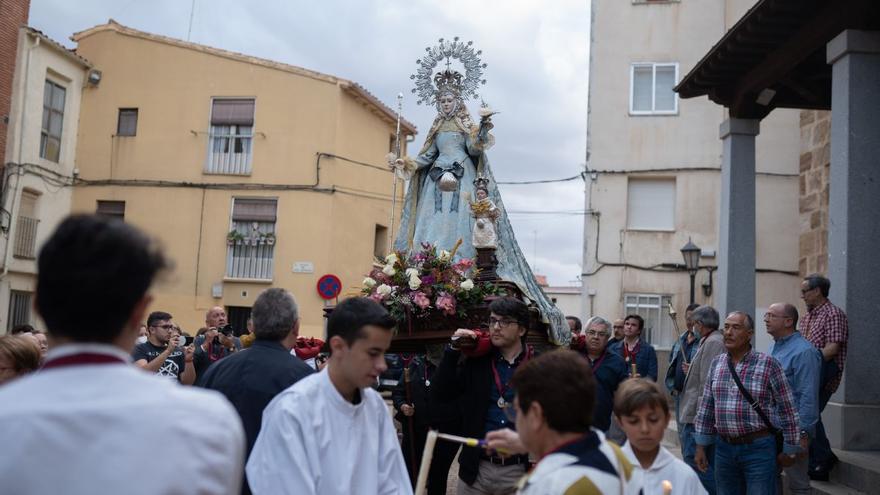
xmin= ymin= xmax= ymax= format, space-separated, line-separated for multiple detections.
xmin=193 ymin=306 xmax=242 ymax=378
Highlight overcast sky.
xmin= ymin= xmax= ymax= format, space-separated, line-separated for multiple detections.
xmin=30 ymin=0 xmax=590 ymax=286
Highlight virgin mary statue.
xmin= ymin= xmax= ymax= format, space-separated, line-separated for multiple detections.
xmin=389 ymin=39 xmax=568 ymax=345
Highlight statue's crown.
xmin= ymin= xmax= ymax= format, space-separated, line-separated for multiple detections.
xmin=473 ymin=175 xmax=490 ymax=190
xmin=434 ymin=70 xmax=463 ymax=97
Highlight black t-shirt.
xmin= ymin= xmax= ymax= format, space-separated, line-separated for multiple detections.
xmin=132 ymin=341 xmax=186 ymax=381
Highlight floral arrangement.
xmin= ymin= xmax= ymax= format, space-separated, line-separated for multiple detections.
xmin=361 ymin=241 xmax=496 ymax=323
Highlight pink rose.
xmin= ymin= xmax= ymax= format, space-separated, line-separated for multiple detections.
xmin=436 ymin=292 xmax=456 ymax=316
xmin=412 ymin=291 xmax=431 ymax=309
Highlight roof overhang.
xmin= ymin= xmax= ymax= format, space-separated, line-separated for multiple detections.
xmin=675 ymin=0 xmax=880 ymax=119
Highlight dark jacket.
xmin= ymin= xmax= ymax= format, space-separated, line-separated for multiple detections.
xmin=431 ymin=345 xmax=533 ymax=486
xmin=609 ymin=338 xmax=658 ymax=381
xmin=197 ymin=339 xmax=314 ymax=495
xmin=392 ymin=356 xmax=459 ymax=429
xmin=586 ymin=350 xmax=629 ymax=431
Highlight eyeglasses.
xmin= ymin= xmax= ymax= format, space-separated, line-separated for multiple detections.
xmin=763 ymin=313 xmax=787 ymax=319
xmin=151 ymin=324 xmax=174 ymax=330
xmin=489 ymin=318 xmax=518 ymax=328
xmin=585 ymin=330 xmax=608 ymax=337
xmin=801 ymin=286 xmax=816 ymax=294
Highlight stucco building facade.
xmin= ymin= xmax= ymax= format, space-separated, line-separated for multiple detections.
xmin=70 ymin=21 xmax=415 ymax=336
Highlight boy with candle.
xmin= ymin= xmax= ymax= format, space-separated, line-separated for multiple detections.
xmin=615 ymin=379 xmax=706 ymax=494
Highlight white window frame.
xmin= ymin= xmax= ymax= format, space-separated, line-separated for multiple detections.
xmin=629 ymin=62 xmax=679 ymax=115
xmin=623 ymin=293 xmax=676 ymax=348
xmin=225 ymin=197 xmax=277 ymax=282
xmin=206 ymin=98 xmax=255 ymax=175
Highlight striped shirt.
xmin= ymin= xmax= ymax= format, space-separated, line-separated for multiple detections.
xmin=800 ymin=300 xmax=848 ymax=393
xmin=694 ymin=350 xmax=801 ymax=454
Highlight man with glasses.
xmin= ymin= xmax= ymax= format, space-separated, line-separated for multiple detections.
xmin=609 ymin=318 xmax=625 ymax=347
xmin=133 ymin=311 xmax=195 ymax=384
xmin=799 ymin=274 xmax=848 ymax=480
xmin=577 ymin=316 xmax=628 ymax=433
xmin=431 ymin=296 xmax=535 ymax=495
xmin=765 ymin=303 xmax=821 ymax=494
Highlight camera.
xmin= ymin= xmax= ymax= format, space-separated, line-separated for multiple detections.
xmin=183 ymin=335 xmax=194 ymax=346
xmin=218 ymin=325 xmax=234 ymax=337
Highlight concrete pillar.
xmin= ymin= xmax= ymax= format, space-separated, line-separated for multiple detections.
xmin=716 ymin=118 xmax=759 ymax=319
xmin=824 ymin=29 xmax=880 ymax=450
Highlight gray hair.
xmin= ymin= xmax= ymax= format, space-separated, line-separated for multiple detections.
xmin=252 ymin=288 xmax=299 ymax=341
xmin=727 ymin=311 xmax=755 ymax=332
xmin=691 ymin=305 xmax=720 ymax=330
xmin=585 ymin=316 xmax=612 ymax=336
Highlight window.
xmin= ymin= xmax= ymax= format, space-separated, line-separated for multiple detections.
xmin=7 ymin=291 xmax=33 ymax=331
xmin=40 ymin=80 xmax=66 ymax=162
xmin=207 ymin=99 xmax=255 ymax=175
xmin=627 ymin=179 xmax=675 ymax=231
xmin=226 ymin=198 xmax=276 ymax=280
xmin=117 ymin=108 xmax=138 ymax=136
xmin=623 ymin=293 xmax=675 ymax=347
xmin=630 ymin=63 xmax=678 ymax=114
xmin=374 ymin=225 xmax=388 ymax=260
xmin=96 ymin=200 xmax=125 ymax=220
xmin=13 ymin=190 xmax=39 ymax=259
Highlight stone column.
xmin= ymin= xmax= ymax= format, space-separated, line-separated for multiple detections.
xmin=824 ymin=29 xmax=880 ymax=450
xmin=716 ymin=118 xmax=759 ymax=319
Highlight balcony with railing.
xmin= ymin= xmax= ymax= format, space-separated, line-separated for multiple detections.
xmin=13 ymin=216 xmax=39 ymax=259
xmin=225 ymin=223 xmax=274 ymax=280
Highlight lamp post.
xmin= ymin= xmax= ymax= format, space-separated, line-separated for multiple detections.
xmin=681 ymin=238 xmax=701 ymax=306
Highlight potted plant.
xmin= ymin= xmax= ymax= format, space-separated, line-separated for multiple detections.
xmin=264 ymin=232 xmax=276 ymax=246
xmin=227 ymin=230 xmax=245 ymax=246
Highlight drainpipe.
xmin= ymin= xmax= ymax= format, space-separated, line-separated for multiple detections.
xmin=0 ymin=33 xmax=39 ymax=280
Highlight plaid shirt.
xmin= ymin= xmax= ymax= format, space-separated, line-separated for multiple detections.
xmin=800 ymin=300 xmax=848 ymax=393
xmin=694 ymin=350 xmax=800 ymax=454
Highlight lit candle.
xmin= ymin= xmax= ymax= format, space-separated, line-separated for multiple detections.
xmin=414 ymin=430 xmax=438 ymax=495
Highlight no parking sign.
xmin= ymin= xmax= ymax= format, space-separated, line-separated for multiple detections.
xmin=316 ymin=274 xmax=342 ymax=300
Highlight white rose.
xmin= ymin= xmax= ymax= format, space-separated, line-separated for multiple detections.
xmin=408 ymin=276 xmax=421 ymax=290
xmin=405 ymin=268 xmax=420 ymax=278
xmin=385 ymin=253 xmax=399 ymax=264
xmin=377 ymin=284 xmax=392 ymax=296
xmin=439 ymin=250 xmax=451 ymax=261
xmin=363 ymin=277 xmax=377 ymax=288
xmin=460 ymin=279 xmax=474 ymax=291
xmin=382 ymin=264 xmax=396 ymax=276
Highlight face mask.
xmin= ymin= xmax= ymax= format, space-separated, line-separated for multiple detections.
xmin=136 ymin=336 xmax=148 ymax=344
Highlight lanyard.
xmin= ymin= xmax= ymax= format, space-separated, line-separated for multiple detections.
xmin=42 ymin=353 xmax=126 ymax=370
xmin=491 ymin=346 xmax=531 ymax=400
xmin=589 ymin=350 xmax=607 ymax=370
xmin=623 ymin=340 xmax=640 ymax=363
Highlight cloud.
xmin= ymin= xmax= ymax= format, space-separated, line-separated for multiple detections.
xmin=29 ymin=0 xmax=589 ymax=285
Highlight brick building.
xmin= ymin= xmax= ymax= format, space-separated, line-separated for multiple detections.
xmin=0 ymin=0 xmax=31 ymax=160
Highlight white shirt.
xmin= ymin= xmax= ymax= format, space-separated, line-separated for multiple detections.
xmin=246 ymin=368 xmax=412 ymax=495
xmin=0 ymin=344 xmax=245 ymax=495
xmin=622 ymin=442 xmax=707 ymax=495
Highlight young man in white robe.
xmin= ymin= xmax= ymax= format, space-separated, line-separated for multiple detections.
xmin=246 ymin=297 xmax=411 ymax=495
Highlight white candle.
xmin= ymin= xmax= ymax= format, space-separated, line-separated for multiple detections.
xmin=414 ymin=430 xmax=438 ymax=495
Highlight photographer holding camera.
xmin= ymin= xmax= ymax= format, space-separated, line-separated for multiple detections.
xmin=193 ymin=306 xmax=242 ymax=378
xmin=133 ymin=311 xmax=196 ymax=385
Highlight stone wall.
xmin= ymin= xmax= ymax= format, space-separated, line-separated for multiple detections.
xmin=799 ymin=110 xmax=831 ymax=276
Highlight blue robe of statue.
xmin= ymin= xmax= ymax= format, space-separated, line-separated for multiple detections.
xmin=393 ymin=116 xmax=569 ymax=345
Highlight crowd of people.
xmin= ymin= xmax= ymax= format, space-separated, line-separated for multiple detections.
xmin=0 ymin=214 xmax=849 ymax=495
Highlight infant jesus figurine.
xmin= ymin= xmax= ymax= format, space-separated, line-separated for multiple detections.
xmin=469 ymin=176 xmax=499 ymax=249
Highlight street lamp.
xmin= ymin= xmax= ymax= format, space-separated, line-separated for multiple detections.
xmin=680 ymin=238 xmax=701 ymax=306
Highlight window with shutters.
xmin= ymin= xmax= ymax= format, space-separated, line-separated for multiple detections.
xmin=226 ymin=198 xmax=276 ymax=280
xmin=626 ymin=178 xmax=675 ymax=231
xmin=40 ymin=80 xmax=66 ymax=162
xmin=13 ymin=190 xmax=39 ymax=259
xmin=629 ymin=63 xmax=678 ymax=115
xmin=96 ymin=200 xmax=125 ymax=220
xmin=7 ymin=291 xmax=33 ymax=331
xmin=117 ymin=108 xmax=138 ymax=136
xmin=207 ymin=98 xmax=255 ymax=175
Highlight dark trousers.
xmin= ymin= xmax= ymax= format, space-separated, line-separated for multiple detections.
xmin=401 ymin=421 xmax=460 ymax=495
xmin=809 ymin=359 xmax=839 ymax=471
